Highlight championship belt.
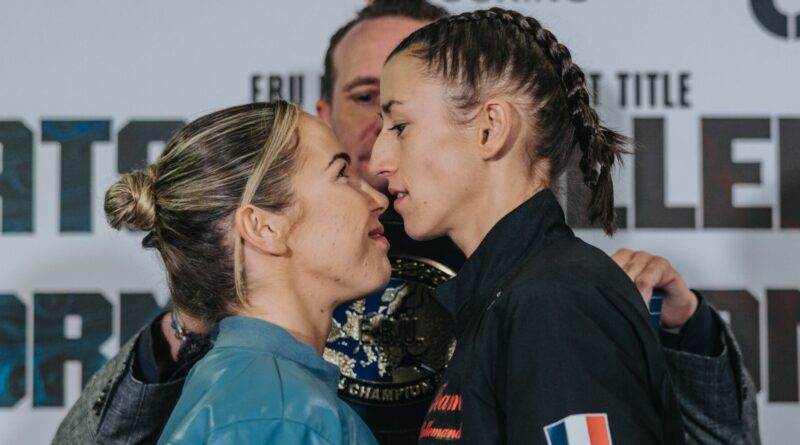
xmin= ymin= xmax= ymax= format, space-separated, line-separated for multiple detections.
xmin=324 ymin=218 xmax=465 ymax=444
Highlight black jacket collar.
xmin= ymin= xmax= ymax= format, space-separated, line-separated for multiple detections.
xmin=434 ymin=189 xmax=573 ymax=334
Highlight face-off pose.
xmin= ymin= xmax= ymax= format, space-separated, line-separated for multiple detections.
xmin=315 ymin=3 xmax=465 ymax=442
xmin=54 ymin=2 xmax=759 ymax=445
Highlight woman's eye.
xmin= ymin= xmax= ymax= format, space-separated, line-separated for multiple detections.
xmin=389 ymin=123 xmax=406 ymax=136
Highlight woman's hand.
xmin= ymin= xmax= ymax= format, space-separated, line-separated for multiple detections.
xmin=611 ymin=248 xmax=699 ymax=330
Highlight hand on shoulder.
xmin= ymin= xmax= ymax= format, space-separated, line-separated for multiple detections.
xmin=611 ymin=248 xmax=698 ymax=329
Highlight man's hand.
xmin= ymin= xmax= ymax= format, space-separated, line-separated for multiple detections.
xmin=611 ymin=249 xmax=698 ymax=329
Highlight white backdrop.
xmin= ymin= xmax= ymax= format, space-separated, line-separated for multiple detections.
xmin=0 ymin=0 xmax=798 ymax=443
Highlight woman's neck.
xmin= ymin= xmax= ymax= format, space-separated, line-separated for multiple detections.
xmin=236 ymin=286 xmax=334 ymax=354
xmin=449 ymin=175 xmax=546 ymax=258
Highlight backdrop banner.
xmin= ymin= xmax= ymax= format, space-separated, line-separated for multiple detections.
xmin=0 ymin=1 xmax=798 ymax=443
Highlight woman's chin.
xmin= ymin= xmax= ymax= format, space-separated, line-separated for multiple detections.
xmin=404 ymin=223 xmax=439 ymax=242
xmin=342 ymin=262 xmax=392 ymax=304
xmin=370 ymin=262 xmax=392 ymax=294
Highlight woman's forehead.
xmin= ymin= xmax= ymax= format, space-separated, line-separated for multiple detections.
xmin=296 ymin=114 xmax=345 ymax=162
xmin=382 ymin=59 xmax=425 ymax=102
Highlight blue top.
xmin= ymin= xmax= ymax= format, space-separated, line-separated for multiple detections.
xmin=158 ymin=316 xmax=377 ymax=445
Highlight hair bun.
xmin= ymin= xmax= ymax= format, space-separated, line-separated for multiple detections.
xmin=104 ymin=165 xmax=157 ymax=232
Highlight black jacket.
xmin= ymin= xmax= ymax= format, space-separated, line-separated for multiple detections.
xmin=418 ymin=190 xmax=685 ymax=444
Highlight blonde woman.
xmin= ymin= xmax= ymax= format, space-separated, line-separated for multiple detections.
xmin=105 ymin=101 xmax=388 ymax=444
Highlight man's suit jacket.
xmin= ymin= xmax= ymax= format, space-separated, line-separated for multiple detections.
xmin=663 ymin=307 xmax=760 ymax=444
xmin=53 ymin=331 xmax=185 ymax=445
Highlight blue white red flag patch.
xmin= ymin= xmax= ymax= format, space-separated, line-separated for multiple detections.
xmin=544 ymin=413 xmax=612 ymax=445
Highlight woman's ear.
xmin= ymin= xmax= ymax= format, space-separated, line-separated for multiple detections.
xmin=234 ymin=205 xmax=290 ymax=256
xmin=477 ymin=99 xmax=515 ymax=160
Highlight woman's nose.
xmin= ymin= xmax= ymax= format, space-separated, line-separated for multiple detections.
xmin=362 ymin=179 xmax=389 ymax=215
xmin=367 ymin=129 xmax=395 ymax=179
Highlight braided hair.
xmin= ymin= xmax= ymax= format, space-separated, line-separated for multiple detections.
xmin=388 ymin=7 xmax=628 ymax=234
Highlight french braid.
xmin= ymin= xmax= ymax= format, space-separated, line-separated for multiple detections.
xmin=390 ymin=7 xmax=629 ymax=234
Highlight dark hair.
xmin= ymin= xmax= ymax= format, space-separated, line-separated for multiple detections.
xmin=388 ymin=7 xmax=629 ymax=235
xmin=320 ymin=0 xmax=449 ymax=102
xmin=105 ymin=101 xmax=300 ymax=324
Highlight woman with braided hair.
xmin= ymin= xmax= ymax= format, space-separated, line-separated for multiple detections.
xmin=370 ymin=7 xmax=686 ymax=445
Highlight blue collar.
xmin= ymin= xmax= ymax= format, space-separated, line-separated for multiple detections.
xmin=214 ymin=316 xmax=340 ymax=391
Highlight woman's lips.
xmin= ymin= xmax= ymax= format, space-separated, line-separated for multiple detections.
xmin=371 ymin=235 xmax=390 ymax=249
xmin=368 ymin=225 xmax=390 ymax=249
xmin=390 ymin=189 xmax=408 ymax=211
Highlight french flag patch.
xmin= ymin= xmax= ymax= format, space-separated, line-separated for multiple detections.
xmin=544 ymin=413 xmax=613 ymax=445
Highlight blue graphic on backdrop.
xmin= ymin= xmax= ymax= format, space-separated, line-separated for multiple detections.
xmin=0 ymin=122 xmax=34 ymax=233
xmin=32 ymin=293 xmax=111 ymax=407
xmin=41 ymin=120 xmax=110 ymax=233
xmin=0 ymin=295 xmax=26 ymax=407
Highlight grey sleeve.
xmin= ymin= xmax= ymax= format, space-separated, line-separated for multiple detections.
xmin=663 ymin=304 xmax=761 ymax=445
xmin=52 ymin=329 xmax=185 ymax=445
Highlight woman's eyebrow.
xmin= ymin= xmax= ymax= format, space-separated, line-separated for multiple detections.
xmin=380 ymin=99 xmax=403 ymax=116
xmin=328 ymin=152 xmax=351 ymax=168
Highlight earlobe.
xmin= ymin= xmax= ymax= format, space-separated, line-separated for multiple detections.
xmin=235 ymin=205 xmax=289 ymax=256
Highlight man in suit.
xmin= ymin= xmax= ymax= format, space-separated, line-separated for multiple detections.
xmin=54 ymin=1 xmax=759 ymax=444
